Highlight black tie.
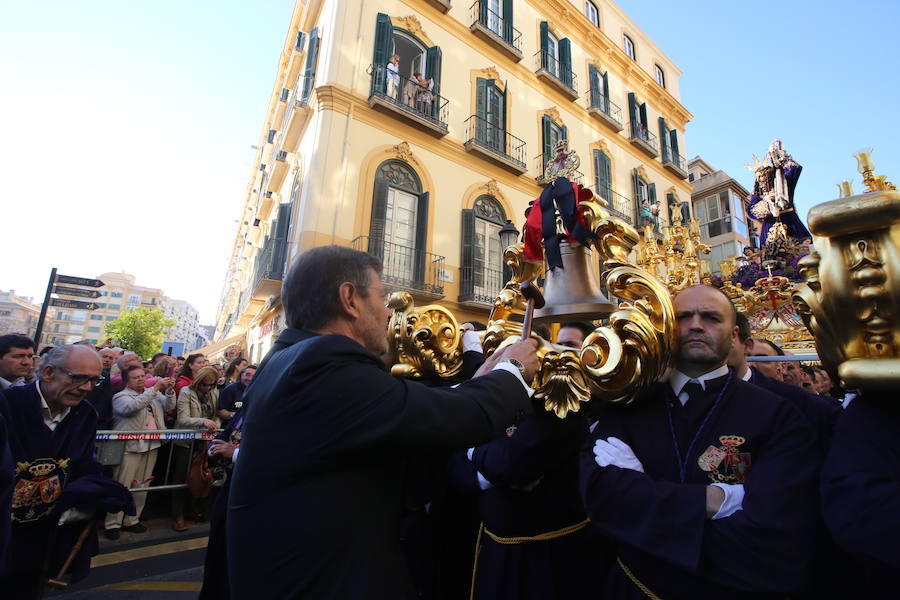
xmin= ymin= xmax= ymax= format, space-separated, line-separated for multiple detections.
xmin=681 ymin=381 xmax=704 ymax=405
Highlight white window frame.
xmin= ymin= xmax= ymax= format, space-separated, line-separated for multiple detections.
xmin=655 ymin=65 xmax=665 ymax=88
xmin=623 ymin=34 xmax=636 ymax=60
xmin=547 ymin=31 xmax=560 ymax=77
xmin=585 ymin=1 xmax=600 ymax=27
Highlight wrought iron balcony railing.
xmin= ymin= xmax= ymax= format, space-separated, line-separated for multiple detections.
xmin=459 ymin=266 xmax=504 ymax=305
xmin=368 ymin=64 xmax=449 ymax=132
xmin=662 ymin=147 xmax=688 ymax=176
xmin=581 ymin=183 xmax=635 ymax=225
xmin=463 ymin=114 xmax=527 ymax=172
xmin=533 ymin=50 xmax=578 ymax=96
xmin=469 ymin=1 xmax=522 ymax=56
xmin=628 ymin=121 xmax=659 ymax=156
xmin=353 ymin=236 xmax=445 ymax=297
xmin=251 ymin=236 xmax=288 ymax=293
xmin=587 ymin=91 xmax=623 ymax=129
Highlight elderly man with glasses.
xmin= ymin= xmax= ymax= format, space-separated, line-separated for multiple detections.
xmin=0 ymin=344 xmax=133 ymax=598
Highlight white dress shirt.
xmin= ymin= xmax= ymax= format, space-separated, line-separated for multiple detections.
xmin=36 ymin=382 xmax=71 ymax=432
xmin=669 ymin=364 xmax=730 ymax=405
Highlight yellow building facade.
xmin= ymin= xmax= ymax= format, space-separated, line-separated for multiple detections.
xmin=214 ymin=0 xmax=693 ymax=362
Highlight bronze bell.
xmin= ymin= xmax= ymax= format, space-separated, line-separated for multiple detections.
xmin=534 ymin=241 xmax=615 ymax=323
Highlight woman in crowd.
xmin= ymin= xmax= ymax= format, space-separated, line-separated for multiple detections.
xmin=175 ymin=353 xmax=207 ymax=397
xmin=171 ymin=366 xmax=219 ymax=531
xmin=218 ymin=357 xmax=247 ymax=391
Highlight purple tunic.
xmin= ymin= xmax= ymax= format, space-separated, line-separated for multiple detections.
xmin=580 ymin=372 xmax=820 ymax=598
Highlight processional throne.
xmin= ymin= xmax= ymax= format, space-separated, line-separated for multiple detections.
xmin=386 ymin=142 xmax=676 ymax=417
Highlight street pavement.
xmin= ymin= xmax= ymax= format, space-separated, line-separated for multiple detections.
xmin=47 ymin=516 xmax=210 ymax=599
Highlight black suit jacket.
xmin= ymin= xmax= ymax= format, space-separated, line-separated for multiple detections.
xmin=227 ymin=329 xmax=532 ymax=600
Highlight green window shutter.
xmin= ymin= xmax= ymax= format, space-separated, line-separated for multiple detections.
xmin=500 ymin=84 xmax=508 ymax=153
xmin=502 ymin=0 xmax=514 ymax=43
xmin=639 ymin=101 xmax=648 ymax=128
xmin=295 ymin=31 xmax=307 ymax=52
xmin=627 ymin=92 xmax=637 ymax=129
xmin=478 ymin=0 xmax=488 ymax=24
xmin=558 ymin=38 xmax=572 ymax=87
xmin=372 ymin=14 xmax=393 ymax=94
xmin=648 ymin=182 xmax=657 ymax=204
xmin=475 ymin=78 xmax=487 ymax=143
xmin=669 ymin=129 xmax=680 ymax=156
xmin=425 ymin=45 xmax=442 ymax=97
xmin=561 ymin=124 xmax=568 ymax=141
xmin=540 ymin=22 xmax=549 ymax=70
xmin=602 ymin=71 xmax=609 ymax=99
xmin=632 ymin=168 xmax=640 ymax=204
xmin=596 ymin=150 xmax=612 ymax=203
xmin=658 ymin=117 xmax=670 ymax=160
xmin=301 ymin=27 xmax=320 ymax=104
xmin=542 ymin=114 xmax=553 ymax=163
xmin=460 ymin=209 xmax=476 ymax=298
xmin=414 ymin=191 xmax=430 ymax=282
xmin=588 ymin=64 xmax=600 ymax=107
xmin=369 ymin=180 xmax=389 ymax=248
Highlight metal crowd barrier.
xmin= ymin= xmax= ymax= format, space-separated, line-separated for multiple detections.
xmin=95 ymin=429 xmax=220 ymax=493
xmin=746 ymin=355 xmax=820 ymax=362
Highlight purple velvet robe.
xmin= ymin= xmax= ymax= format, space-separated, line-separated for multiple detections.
xmin=747 ymin=163 xmax=812 ymax=245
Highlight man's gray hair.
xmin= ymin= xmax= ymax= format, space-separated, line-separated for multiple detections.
xmin=282 ymin=245 xmax=383 ymax=331
xmin=116 ymin=352 xmax=139 ymax=370
xmin=38 ymin=344 xmax=100 ymax=373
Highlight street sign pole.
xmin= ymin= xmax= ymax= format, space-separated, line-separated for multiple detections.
xmin=33 ymin=267 xmax=57 ymax=348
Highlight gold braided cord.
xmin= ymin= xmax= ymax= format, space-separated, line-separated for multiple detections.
xmin=468 ymin=524 xmax=485 ymax=600
xmin=617 ymin=556 xmax=663 ymax=600
xmin=482 ymin=519 xmax=590 ymax=545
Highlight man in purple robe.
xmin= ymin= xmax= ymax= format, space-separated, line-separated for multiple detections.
xmin=580 ymin=285 xmax=820 ymax=598
xmin=0 ymin=344 xmax=132 ymax=599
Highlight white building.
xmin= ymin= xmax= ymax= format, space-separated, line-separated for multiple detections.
xmin=163 ymin=299 xmax=202 ymax=351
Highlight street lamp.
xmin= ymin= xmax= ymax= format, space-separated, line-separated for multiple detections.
xmin=498 ymin=219 xmax=520 ymax=249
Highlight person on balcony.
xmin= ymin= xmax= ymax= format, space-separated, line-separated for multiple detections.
xmin=416 ymin=74 xmax=434 ymax=116
xmin=386 ymin=54 xmax=400 ymax=100
xmin=402 ymin=71 xmax=421 ymax=109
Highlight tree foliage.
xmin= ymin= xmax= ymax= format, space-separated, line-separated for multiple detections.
xmin=103 ymin=307 xmax=176 ymax=359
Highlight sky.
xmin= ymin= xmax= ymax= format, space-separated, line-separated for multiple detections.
xmin=2 ymin=0 xmax=898 ymax=323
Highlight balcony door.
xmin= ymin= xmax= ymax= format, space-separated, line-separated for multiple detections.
xmin=370 ymin=160 xmax=428 ymax=288
xmin=384 ymin=187 xmax=419 ymax=282
xmin=476 ymin=78 xmax=507 ymax=154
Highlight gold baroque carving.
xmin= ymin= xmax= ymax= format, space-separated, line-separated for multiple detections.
xmin=391 ymin=16 xmax=434 ymax=47
xmin=636 ymin=165 xmax=649 ymax=181
xmin=542 ymin=107 xmax=564 ymax=126
xmin=391 ymin=141 xmax=414 ymax=162
xmin=474 ymin=66 xmax=502 ymax=81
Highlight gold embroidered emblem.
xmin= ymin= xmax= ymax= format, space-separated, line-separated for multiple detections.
xmin=698 ymin=435 xmax=751 ymax=483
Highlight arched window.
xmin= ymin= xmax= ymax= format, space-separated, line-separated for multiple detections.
xmin=460 ymin=196 xmax=507 ymax=304
xmin=370 ymin=160 xmax=429 ymax=286
xmin=585 ymin=1 xmax=600 ymax=27
xmin=655 ymin=64 xmax=666 ymax=88
xmin=623 ymin=34 xmax=636 ymax=60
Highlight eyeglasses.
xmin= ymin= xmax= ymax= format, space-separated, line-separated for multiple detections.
xmin=57 ymin=367 xmax=103 ymax=387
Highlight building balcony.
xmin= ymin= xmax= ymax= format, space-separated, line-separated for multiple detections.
xmin=628 ymin=122 xmax=659 ymax=158
xmin=533 ymin=154 xmax=585 ymax=186
xmin=423 ymin=0 xmax=451 ymax=12
xmin=250 ymin=236 xmax=288 ymax=302
xmin=459 ymin=266 xmax=504 ymax=308
xmin=368 ymin=65 xmax=449 ymax=137
xmin=587 ymin=91 xmax=624 ymax=132
xmin=353 ymin=236 xmax=445 ymax=299
xmin=469 ymin=1 xmax=523 ymax=61
xmin=463 ymin=115 xmax=527 ymax=174
xmin=662 ymin=148 xmax=688 ymax=179
xmin=581 ymin=184 xmax=635 ymax=225
xmin=533 ymin=51 xmax=578 ymax=100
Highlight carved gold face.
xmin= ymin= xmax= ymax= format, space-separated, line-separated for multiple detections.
xmin=793 ymin=189 xmax=900 ymax=389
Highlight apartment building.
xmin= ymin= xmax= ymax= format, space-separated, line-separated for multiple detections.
xmin=214 ymin=0 xmax=693 ymax=362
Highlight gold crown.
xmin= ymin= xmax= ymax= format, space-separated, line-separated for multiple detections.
xmin=719 ymin=435 xmax=746 ymax=447
xmin=28 ymin=463 xmax=55 ymax=478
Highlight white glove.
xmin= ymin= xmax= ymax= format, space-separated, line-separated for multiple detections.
xmin=710 ymin=483 xmax=744 ymax=519
xmin=593 ymin=437 xmax=644 ymax=472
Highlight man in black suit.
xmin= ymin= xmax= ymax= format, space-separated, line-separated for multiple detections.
xmin=227 ymin=245 xmax=539 ymax=599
